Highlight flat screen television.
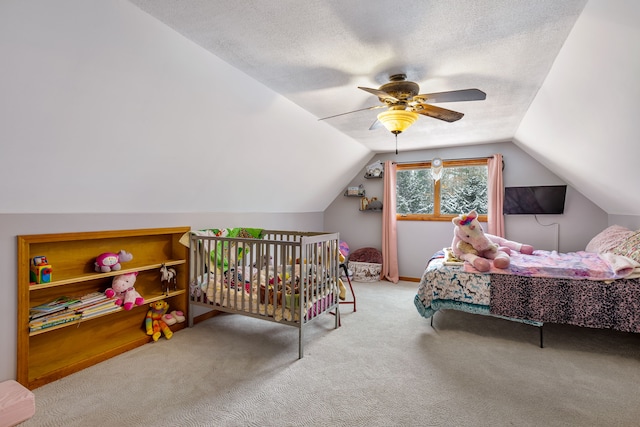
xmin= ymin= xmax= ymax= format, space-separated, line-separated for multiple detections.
xmin=503 ymin=185 xmax=567 ymax=215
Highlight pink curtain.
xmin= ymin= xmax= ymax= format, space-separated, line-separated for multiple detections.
xmin=382 ymin=161 xmax=399 ymax=283
xmin=487 ymin=153 xmax=505 ymax=237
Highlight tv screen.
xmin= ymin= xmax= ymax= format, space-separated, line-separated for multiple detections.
xmin=503 ymin=185 xmax=567 ymax=215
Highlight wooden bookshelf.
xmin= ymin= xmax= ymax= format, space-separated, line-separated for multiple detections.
xmin=17 ymin=227 xmax=190 ymax=389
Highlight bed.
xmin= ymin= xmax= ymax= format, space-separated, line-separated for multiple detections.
xmin=186 ymin=228 xmax=341 ymax=358
xmin=415 ymin=225 xmax=640 ymax=346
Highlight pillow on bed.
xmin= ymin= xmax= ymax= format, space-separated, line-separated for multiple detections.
xmin=585 ymin=225 xmax=634 ymax=253
xmin=611 ymin=230 xmax=640 ymax=263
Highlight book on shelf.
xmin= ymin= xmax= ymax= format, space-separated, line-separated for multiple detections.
xmin=30 ymin=295 xmax=81 ymax=315
xmin=29 ymin=309 xmax=80 ymax=324
xmin=76 ymin=300 xmax=117 ymax=316
xmin=29 ymin=312 xmax=82 ymax=331
xmin=29 ymin=306 xmax=68 ymax=321
xmin=68 ymin=292 xmax=108 ymax=309
xmin=80 ymin=305 xmax=121 ymax=319
xmin=29 ymin=292 xmax=112 ymax=321
xmin=28 ymin=291 xmax=121 ymax=329
xmin=69 ymin=296 xmax=111 ymax=312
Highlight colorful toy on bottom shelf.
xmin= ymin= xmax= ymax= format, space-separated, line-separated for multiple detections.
xmin=94 ymin=250 xmax=133 ymax=273
xmin=145 ymin=300 xmax=174 ymax=341
xmin=105 ymin=272 xmax=144 ymax=310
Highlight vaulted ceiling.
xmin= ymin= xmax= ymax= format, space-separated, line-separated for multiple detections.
xmin=129 ymin=0 xmax=586 ymax=152
xmin=127 ymin=0 xmax=640 ymax=216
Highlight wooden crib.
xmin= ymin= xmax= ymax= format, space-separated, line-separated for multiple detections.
xmin=188 ymin=229 xmax=341 ymax=358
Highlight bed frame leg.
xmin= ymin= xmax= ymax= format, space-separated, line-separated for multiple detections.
xmin=539 ymin=325 xmax=544 ymax=348
xmin=430 ymin=313 xmax=434 ymax=327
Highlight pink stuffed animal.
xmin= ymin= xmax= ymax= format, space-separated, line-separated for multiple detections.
xmin=105 ymin=272 xmax=144 ymax=310
xmin=94 ymin=250 xmax=133 ymax=273
xmin=452 ymin=210 xmax=534 ymax=272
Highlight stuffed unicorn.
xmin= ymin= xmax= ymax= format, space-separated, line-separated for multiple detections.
xmin=452 ymin=210 xmax=534 ymax=272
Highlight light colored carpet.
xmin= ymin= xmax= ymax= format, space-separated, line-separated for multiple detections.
xmin=23 ymin=280 xmax=640 ymax=427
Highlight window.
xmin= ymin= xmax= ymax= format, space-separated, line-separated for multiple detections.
xmin=396 ymin=158 xmax=489 ymax=221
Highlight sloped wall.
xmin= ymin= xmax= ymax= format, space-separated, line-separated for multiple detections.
xmin=515 ymin=0 xmax=640 ymax=217
xmin=0 ymin=0 xmax=370 ymax=215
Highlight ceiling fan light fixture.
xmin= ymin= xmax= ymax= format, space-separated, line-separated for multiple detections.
xmin=377 ymin=109 xmax=419 ymax=134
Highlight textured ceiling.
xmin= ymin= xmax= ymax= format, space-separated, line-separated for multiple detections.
xmin=128 ymin=0 xmax=587 ymax=153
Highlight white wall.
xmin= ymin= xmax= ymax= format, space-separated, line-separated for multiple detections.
xmin=0 ymin=0 xmax=371 ymax=215
xmin=324 ymin=141 xmax=608 ymax=279
xmin=608 ymin=215 xmax=640 ymax=230
xmin=514 ymin=0 xmax=640 ymax=216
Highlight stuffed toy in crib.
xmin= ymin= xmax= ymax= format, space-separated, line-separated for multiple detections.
xmin=105 ymin=272 xmax=144 ymax=310
xmin=145 ymin=300 xmax=173 ymax=341
xmin=452 ymin=210 xmax=534 ymax=272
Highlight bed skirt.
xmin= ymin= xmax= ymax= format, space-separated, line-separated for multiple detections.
xmin=490 ymin=274 xmax=640 ymax=333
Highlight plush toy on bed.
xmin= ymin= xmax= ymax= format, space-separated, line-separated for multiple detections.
xmin=145 ymin=300 xmax=173 ymax=341
xmin=452 ymin=210 xmax=534 ymax=272
xmin=105 ymin=272 xmax=144 ymax=310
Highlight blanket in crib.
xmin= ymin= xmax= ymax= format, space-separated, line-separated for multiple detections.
xmin=464 ymin=250 xmax=638 ymax=280
xmin=195 ymin=273 xmax=336 ymax=323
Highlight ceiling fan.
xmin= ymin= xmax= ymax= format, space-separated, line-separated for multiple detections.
xmin=319 ymin=73 xmax=486 ymax=135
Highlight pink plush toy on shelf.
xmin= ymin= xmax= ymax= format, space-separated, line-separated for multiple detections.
xmin=94 ymin=250 xmax=133 ymax=273
xmin=105 ymin=272 xmax=144 ymax=310
xmin=452 ymin=210 xmax=534 ymax=272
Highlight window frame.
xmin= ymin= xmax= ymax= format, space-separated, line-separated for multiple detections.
xmin=396 ymin=158 xmax=489 ymax=222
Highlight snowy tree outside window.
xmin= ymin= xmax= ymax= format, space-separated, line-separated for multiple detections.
xmin=396 ymin=159 xmax=488 ymax=221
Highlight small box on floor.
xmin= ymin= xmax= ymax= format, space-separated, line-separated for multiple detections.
xmin=348 ymin=261 xmax=382 ymax=282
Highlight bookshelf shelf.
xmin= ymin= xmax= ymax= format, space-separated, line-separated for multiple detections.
xmin=17 ymin=227 xmax=190 ymax=389
xmin=27 ymin=289 xmax=186 ymax=337
xmin=28 ymin=259 xmax=186 ymax=290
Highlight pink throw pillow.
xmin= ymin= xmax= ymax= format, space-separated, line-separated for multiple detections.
xmin=585 ymin=225 xmax=633 ymax=253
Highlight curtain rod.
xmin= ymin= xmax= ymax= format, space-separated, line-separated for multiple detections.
xmin=392 ymin=155 xmax=495 ymax=165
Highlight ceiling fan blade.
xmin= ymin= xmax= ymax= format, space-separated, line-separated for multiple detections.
xmin=414 ymin=88 xmax=486 ymax=103
xmin=358 ymin=86 xmax=399 ymax=103
xmin=414 ymin=103 xmax=464 ymax=122
xmin=318 ymin=104 xmax=387 ymax=121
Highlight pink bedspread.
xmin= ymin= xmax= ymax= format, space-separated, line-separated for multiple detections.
xmin=464 ymin=250 xmax=637 ymax=281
